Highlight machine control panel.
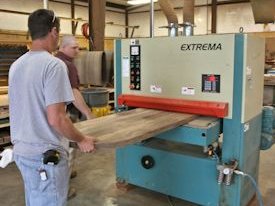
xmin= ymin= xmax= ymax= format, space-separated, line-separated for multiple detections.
xmin=202 ymin=74 xmax=220 ymax=93
xmin=130 ymin=45 xmax=141 ymax=90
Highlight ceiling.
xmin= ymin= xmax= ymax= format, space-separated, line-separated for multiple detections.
xmin=53 ymin=0 xmax=252 ymax=12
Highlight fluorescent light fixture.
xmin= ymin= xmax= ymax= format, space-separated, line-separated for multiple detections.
xmin=127 ymin=0 xmax=158 ymax=5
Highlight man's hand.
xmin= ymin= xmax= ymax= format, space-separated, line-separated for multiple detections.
xmin=77 ymin=136 xmax=96 ymax=153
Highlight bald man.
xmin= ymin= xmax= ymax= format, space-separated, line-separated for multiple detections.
xmin=56 ymin=35 xmax=94 ymax=121
xmin=55 ymin=35 xmax=95 ymax=199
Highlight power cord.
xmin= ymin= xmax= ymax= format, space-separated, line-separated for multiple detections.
xmin=167 ymin=195 xmax=175 ymax=206
xmin=234 ymin=170 xmax=264 ymax=206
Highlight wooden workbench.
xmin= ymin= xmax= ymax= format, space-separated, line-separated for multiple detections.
xmin=74 ymin=108 xmax=197 ymax=149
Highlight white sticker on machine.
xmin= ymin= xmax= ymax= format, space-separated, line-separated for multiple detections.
xmin=122 ymin=57 xmax=129 ymax=77
xmin=150 ymin=85 xmax=162 ymax=93
xmin=181 ymin=87 xmax=195 ymax=95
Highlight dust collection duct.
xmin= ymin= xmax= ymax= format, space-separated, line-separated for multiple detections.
xmin=158 ymin=0 xmax=195 ymax=36
xmin=250 ymin=0 xmax=275 ymax=23
xmin=158 ymin=0 xmax=179 ymax=36
xmin=182 ymin=0 xmax=195 ymax=36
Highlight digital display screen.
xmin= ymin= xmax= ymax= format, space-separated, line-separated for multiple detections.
xmin=131 ymin=46 xmax=139 ymax=55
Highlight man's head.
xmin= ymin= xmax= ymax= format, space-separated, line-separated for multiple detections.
xmin=59 ymin=35 xmax=79 ymax=58
xmin=28 ymin=9 xmax=60 ymax=51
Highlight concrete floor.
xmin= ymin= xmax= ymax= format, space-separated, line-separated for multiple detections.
xmin=0 ymin=146 xmax=274 ymax=206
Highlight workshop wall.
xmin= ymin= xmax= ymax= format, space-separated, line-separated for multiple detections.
xmin=216 ymin=3 xmax=275 ymax=33
xmin=0 ymin=0 xmax=274 ymax=39
xmin=0 ymin=0 xmax=126 ymax=37
xmin=128 ymin=2 xmax=275 ymax=37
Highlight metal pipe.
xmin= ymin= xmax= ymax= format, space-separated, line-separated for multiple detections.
xmin=43 ymin=0 xmax=49 ymax=9
xmin=211 ymin=0 xmax=217 ymax=33
xmin=125 ymin=10 xmax=129 ymax=38
xmin=71 ymin=0 xmax=76 ymax=35
xmin=149 ymin=0 xmax=154 ymax=38
xmin=168 ymin=23 xmax=178 ymax=37
xmin=88 ymin=0 xmax=93 ymax=51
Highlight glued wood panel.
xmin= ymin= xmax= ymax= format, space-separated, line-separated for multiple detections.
xmin=74 ymin=108 xmax=197 ymax=148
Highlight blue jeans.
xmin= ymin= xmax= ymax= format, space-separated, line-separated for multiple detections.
xmin=14 ymin=153 xmax=69 ymax=206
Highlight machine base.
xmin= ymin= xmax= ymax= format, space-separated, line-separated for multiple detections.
xmin=116 ymin=139 xmax=220 ymax=206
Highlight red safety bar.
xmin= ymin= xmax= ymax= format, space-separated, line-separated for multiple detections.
xmin=118 ymin=94 xmax=228 ymax=118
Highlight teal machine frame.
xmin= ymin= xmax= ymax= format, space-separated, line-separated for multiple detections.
xmin=114 ymin=34 xmax=265 ymax=205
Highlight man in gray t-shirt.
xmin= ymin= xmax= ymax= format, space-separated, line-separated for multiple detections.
xmin=8 ymin=9 xmax=95 ymax=206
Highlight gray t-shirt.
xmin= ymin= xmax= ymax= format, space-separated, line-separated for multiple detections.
xmin=8 ymin=51 xmax=74 ymax=156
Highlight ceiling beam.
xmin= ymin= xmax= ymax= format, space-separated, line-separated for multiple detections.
xmin=218 ymin=0 xmax=250 ymax=5
xmin=49 ymin=0 xmax=127 ymax=13
xmin=73 ymin=0 xmax=128 ymax=9
xmin=106 ymin=2 xmax=128 ymax=10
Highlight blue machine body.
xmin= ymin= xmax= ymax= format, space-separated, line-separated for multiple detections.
xmin=117 ymin=141 xmax=220 ymax=205
xmin=157 ymin=118 xmax=220 ymax=147
xmin=114 ymin=34 xmax=265 ymax=206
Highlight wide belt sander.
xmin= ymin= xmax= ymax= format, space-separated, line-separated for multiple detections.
xmin=112 ymin=34 xmax=266 ymax=206
xmin=74 ymin=34 xmax=266 ymax=206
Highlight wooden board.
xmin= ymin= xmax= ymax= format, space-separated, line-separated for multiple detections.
xmin=73 ymin=108 xmax=197 ymax=149
xmin=265 ymin=76 xmax=275 ymax=86
xmin=0 ymin=94 xmax=8 ymax=106
xmin=0 ymin=86 xmax=8 ymax=95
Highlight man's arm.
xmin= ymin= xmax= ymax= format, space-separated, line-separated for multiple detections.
xmin=72 ymin=88 xmax=95 ymax=119
xmin=47 ymin=102 xmax=95 ymax=152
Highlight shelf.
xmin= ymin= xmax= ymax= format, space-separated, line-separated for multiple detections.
xmin=0 ymin=122 xmax=9 ymax=128
xmin=0 ymin=142 xmax=11 ymax=148
xmin=0 ymin=86 xmax=8 ymax=94
xmin=107 ymin=88 xmax=114 ymax=93
xmin=0 ymin=132 xmax=11 ymax=148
